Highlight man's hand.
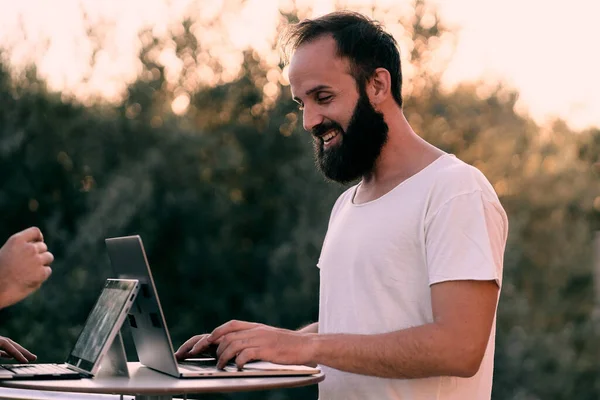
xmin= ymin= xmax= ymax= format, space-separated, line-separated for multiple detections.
xmin=0 ymin=336 xmax=37 ymax=363
xmin=175 ymin=334 xmax=219 ymax=360
xmin=0 ymin=227 xmax=54 ymax=309
xmin=197 ymin=320 xmax=316 ymax=370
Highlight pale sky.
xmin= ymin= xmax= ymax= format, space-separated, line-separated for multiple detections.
xmin=0 ymin=0 xmax=598 ymax=130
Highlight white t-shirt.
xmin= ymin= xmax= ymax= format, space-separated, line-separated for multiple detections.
xmin=317 ymin=154 xmax=508 ymax=400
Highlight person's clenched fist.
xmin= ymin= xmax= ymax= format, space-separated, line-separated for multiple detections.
xmin=0 ymin=227 xmax=53 ymax=309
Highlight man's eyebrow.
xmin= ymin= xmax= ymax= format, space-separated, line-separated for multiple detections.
xmin=292 ymin=85 xmax=332 ymax=103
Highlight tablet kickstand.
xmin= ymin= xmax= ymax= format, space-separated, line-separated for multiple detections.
xmin=97 ymin=331 xmax=130 ymax=378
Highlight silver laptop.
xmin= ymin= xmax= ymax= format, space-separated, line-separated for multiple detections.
xmin=0 ymin=278 xmax=139 ymax=380
xmin=105 ymin=235 xmax=320 ymax=378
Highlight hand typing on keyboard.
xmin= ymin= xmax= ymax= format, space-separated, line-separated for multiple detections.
xmin=175 ymin=335 xmax=219 ymax=360
xmin=0 ymin=336 xmax=37 ymax=363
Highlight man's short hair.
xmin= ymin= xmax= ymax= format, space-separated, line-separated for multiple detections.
xmin=280 ymin=11 xmax=403 ymax=107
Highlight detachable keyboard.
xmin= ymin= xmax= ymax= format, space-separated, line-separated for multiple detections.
xmin=0 ymin=363 xmax=82 ymax=379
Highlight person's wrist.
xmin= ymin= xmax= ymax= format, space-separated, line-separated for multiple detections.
xmin=0 ymin=285 xmax=10 ymax=309
xmin=303 ymin=333 xmax=321 ymax=366
xmin=0 ymin=276 xmax=19 ymax=309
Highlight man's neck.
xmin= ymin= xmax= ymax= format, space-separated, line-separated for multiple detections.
xmin=354 ymin=109 xmax=445 ymax=204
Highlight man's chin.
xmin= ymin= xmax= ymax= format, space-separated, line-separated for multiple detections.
xmin=321 ymin=141 xmax=345 ymax=156
xmin=317 ymin=162 xmax=359 ymax=184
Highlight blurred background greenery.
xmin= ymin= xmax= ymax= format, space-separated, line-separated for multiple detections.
xmin=1 ymin=0 xmax=600 ymax=399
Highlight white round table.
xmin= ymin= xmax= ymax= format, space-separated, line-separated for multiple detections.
xmin=0 ymin=362 xmax=325 ymax=400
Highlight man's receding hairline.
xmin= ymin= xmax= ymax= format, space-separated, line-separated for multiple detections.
xmin=288 ymin=33 xmax=369 ymax=95
xmin=292 ymin=32 xmax=336 ymax=55
xmin=289 ymin=33 xmax=351 ymax=71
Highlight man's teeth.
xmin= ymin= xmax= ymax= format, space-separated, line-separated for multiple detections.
xmin=322 ymin=130 xmax=338 ymax=143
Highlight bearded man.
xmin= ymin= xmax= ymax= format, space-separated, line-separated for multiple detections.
xmin=176 ymin=11 xmax=508 ymax=400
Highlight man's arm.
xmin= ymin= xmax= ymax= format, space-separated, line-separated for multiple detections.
xmin=207 ymin=279 xmax=498 ymax=377
xmin=310 ymin=279 xmax=498 ymax=378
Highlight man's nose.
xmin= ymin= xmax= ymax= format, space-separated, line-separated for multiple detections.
xmin=302 ymin=105 xmax=324 ymax=132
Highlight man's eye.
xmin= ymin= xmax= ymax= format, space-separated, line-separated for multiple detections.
xmin=317 ymin=95 xmax=333 ymax=103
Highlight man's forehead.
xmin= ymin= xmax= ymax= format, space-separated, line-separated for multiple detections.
xmin=288 ymin=36 xmax=351 ymax=92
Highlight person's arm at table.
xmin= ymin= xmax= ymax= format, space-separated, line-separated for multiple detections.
xmin=185 ymin=279 xmax=498 ymax=376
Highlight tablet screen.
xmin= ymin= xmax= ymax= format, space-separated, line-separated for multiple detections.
xmin=66 ymin=279 xmax=138 ymax=372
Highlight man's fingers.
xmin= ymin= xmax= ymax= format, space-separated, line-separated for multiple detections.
xmin=175 ymin=335 xmax=207 ymax=359
xmin=7 ymin=338 xmax=36 ymax=362
xmin=34 ymin=241 xmax=48 ymax=253
xmin=30 ymin=265 xmax=52 ymax=287
xmin=235 ymin=348 xmax=260 ymax=370
xmin=39 ymin=252 xmax=54 ymax=266
xmin=208 ymin=320 xmax=261 ymax=343
xmin=215 ymin=330 xmax=254 ymax=359
xmin=178 ymin=323 xmax=263 ymax=362
xmin=17 ymin=227 xmax=44 ymax=243
xmin=175 ymin=335 xmax=202 ymax=357
xmin=217 ymin=344 xmax=239 ymax=369
xmin=188 ymin=337 xmax=212 ymax=357
xmin=0 ymin=339 xmax=29 ymax=363
xmin=216 ymin=335 xmax=257 ymax=369
xmin=42 ymin=266 xmax=53 ymax=280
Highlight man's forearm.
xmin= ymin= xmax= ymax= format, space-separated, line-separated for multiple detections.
xmin=310 ymin=323 xmax=482 ymax=379
xmin=297 ymin=322 xmax=318 ymax=334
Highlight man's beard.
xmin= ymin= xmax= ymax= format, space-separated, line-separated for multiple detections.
xmin=312 ymin=90 xmax=388 ymax=184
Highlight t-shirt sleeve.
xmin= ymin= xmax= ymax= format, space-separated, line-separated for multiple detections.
xmin=424 ymin=190 xmax=507 ymax=287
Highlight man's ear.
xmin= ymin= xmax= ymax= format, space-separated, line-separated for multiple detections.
xmin=366 ymin=68 xmax=391 ymax=105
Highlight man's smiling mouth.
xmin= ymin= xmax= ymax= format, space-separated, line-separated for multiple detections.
xmin=322 ymin=129 xmax=340 ymax=144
